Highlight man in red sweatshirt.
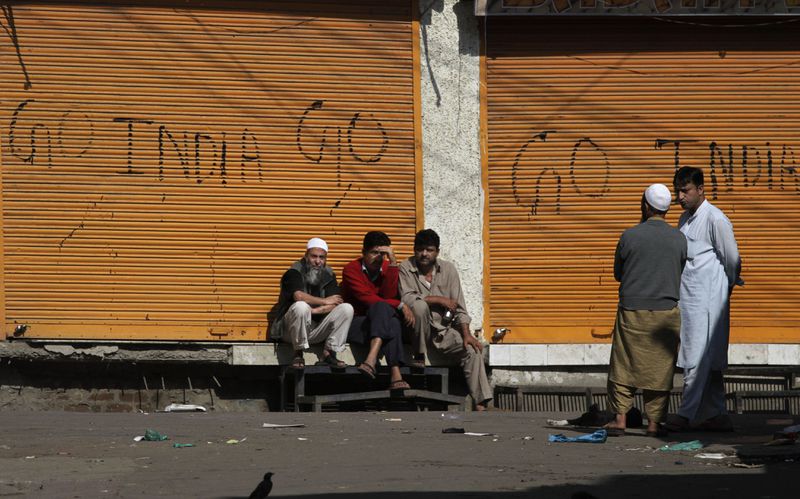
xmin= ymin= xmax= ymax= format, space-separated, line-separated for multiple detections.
xmin=342 ymin=231 xmax=415 ymax=389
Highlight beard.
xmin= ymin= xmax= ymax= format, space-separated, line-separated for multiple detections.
xmin=304 ymin=265 xmax=323 ymax=287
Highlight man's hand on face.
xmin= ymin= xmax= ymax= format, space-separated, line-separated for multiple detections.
xmin=400 ymin=304 xmax=415 ymax=328
xmin=463 ymin=332 xmax=483 ymax=354
xmin=322 ymin=295 xmax=343 ymax=306
xmin=376 ymin=245 xmax=397 ymax=266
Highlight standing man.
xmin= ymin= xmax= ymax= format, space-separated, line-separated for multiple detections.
xmin=271 ymin=238 xmax=353 ymax=369
xmin=399 ymin=229 xmax=493 ymax=411
xmin=667 ymin=166 xmax=742 ymax=432
xmin=342 ymin=231 xmax=414 ymax=390
xmin=604 ymin=184 xmax=687 ymax=437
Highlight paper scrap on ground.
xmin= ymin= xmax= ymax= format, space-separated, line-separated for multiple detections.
xmin=262 ymin=423 xmax=306 ymax=428
xmin=695 ymin=453 xmax=728 ymax=459
xmin=384 ymin=418 xmax=402 ymax=422
xmin=548 ymin=429 xmax=607 ymax=444
xmin=546 ymin=419 xmax=569 ymax=427
xmin=658 ymin=440 xmax=704 ymax=452
xmin=464 ymin=432 xmax=496 ymax=437
xmin=164 ymin=403 xmax=207 ymax=412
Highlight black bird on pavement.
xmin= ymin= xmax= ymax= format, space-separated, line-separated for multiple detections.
xmin=248 ymin=472 xmax=273 ymax=499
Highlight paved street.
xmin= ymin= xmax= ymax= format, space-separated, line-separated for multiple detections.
xmin=0 ymin=410 xmax=796 ymax=498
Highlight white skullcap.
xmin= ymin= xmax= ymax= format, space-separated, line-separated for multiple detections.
xmin=306 ymin=237 xmax=328 ymax=252
xmin=644 ymin=183 xmax=672 ymax=212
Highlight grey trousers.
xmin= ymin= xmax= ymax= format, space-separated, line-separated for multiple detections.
xmin=409 ymin=300 xmax=492 ymax=405
xmin=281 ymin=301 xmax=353 ymax=352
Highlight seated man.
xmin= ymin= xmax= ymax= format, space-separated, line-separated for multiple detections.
xmin=342 ymin=231 xmax=414 ymax=390
xmin=399 ymin=229 xmax=492 ymax=410
xmin=271 ymin=238 xmax=353 ymax=369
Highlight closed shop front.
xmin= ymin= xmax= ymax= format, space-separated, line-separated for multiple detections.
xmin=483 ymin=10 xmax=800 ymax=343
xmin=0 ymin=0 xmax=420 ymax=341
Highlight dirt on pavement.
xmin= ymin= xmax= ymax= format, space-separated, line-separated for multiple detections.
xmin=0 ymin=410 xmax=796 ymax=498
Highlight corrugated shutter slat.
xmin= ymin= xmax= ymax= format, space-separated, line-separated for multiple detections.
xmin=485 ymin=17 xmax=800 ymax=343
xmin=1 ymin=0 xmax=417 ymax=340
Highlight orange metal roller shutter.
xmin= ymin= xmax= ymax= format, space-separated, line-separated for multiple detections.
xmin=484 ymin=17 xmax=800 ymax=344
xmin=0 ymin=0 xmax=419 ymax=341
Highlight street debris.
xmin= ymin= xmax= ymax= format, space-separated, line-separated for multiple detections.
xmin=172 ymin=443 xmax=195 ymax=448
xmin=548 ymin=429 xmax=607 ymax=443
xmin=731 ymin=462 xmax=763 ymax=469
xmin=694 ymin=452 xmax=728 ymax=459
xmin=658 ymin=440 xmax=703 ymax=452
xmin=163 ymin=403 xmax=207 ymax=412
xmin=137 ymin=429 xmax=168 ymax=442
xmin=261 ymin=423 xmax=305 ymax=428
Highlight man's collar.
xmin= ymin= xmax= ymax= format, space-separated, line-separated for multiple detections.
xmin=361 ymin=259 xmax=382 ymax=281
xmin=687 ymin=199 xmax=709 ymax=219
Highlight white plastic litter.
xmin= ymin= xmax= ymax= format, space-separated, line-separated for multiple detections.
xmin=163 ymin=403 xmax=207 ymax=412
xmin=546 ymin=419 xmax=569 ymax=426
xmin=261 ymin=423 xmax=305 ymax=428
xmin=694 ymin=453 xmax=728 ymax=460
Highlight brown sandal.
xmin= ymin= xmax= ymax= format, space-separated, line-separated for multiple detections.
xmin=357 ymin=362 xmax=376 ymax=379
xmin=389 ymin=379 xmax=410 ymax=390
xmin=315 ymin=351 xmax=347 ymax=369
xmin=291 ymin=353 xmax=305 ymax=369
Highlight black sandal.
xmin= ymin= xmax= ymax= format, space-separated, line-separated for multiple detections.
xmin=291 ymin=353 xmax=305 ymax=369
xmin=315 ymin=351 xmax=347 ymax=369
xmin=357 ymin=362 xmax=376 ymax=379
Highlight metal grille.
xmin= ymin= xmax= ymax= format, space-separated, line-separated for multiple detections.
xmin=497 ymin=375 xmax=799 ymax=415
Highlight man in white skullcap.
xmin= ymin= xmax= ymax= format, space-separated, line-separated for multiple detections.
xmin=666 ymin=166 xmax=741 ymax=432
xmin=271 ymin=237 xmax=353 ymax=369
xmin=604 ymin=183 xmax=687 ymax=437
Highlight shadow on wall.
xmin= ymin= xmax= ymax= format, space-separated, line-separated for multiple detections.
xmin=418 ymin=0 xmax=479 ymax=108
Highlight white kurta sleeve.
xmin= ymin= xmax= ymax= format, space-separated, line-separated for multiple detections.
xmin=710 ymin=215 xmax=740 ymax=289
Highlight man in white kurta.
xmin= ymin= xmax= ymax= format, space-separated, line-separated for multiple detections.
xmin=669 ymin=166 xmax=741 ymax=431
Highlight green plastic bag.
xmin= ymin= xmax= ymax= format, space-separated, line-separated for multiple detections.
xmin=658 ymin=440 xmax=703 ymax=452
xmin=144 ymin=429 xmax=169 ymax=441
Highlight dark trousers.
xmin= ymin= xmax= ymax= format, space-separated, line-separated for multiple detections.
xmin=347 ymin=301 xmax=405 ymax=367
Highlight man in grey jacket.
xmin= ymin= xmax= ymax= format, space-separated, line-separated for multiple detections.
xmin=271 ymin=238 xmax=353 ymax=369
xmin=605 ymin=184 xmax=687 ymax=437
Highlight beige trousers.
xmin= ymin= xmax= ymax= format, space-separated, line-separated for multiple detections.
xmin=607 ymin=379 xmax=670 ymax=423
xmin=409 ymin=300 xmax=492 ymax=405
xmin=281 ymin=301 xmax=352 ymax=352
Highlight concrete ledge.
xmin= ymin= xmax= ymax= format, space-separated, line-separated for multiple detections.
xmin=1 ymin=340 xmax=458 ymax=367
xmin=489 ymin=344 xmax=800 ymax=367
xmin=0 ymin=340 xmax=229 ymax=363
xmin=4 ymin=341 xmax=797 ymax=368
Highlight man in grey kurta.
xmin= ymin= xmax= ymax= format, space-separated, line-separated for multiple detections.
xmin=399 ymin=229 xmax=492 ymax=410
xmin=606 ymin=184 xmax=687 ymax=436
xmin=668 ymin=166 xmax=741 ymax=432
